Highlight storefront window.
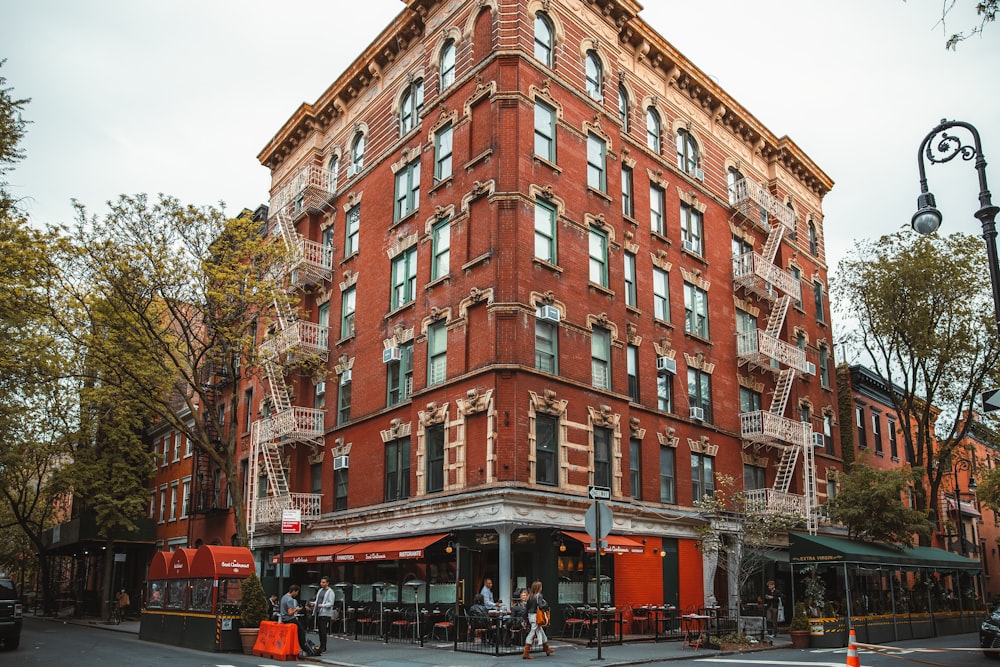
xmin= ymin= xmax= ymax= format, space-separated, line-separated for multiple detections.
xmin=147 ymin=581 xmax=165 ymax=609
xmin=166 ymin=579 xmax=189 ymax=610
xmin=217 ymin=578 xmax=242 ymax=606
xmin=190 ymin=578 xmax=213 ymax=612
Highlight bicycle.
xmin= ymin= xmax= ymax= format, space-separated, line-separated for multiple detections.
xmin=108 ymin=599 xmax=122 ymax=625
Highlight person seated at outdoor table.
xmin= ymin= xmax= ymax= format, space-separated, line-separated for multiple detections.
xmin=468 ymin=594 xmax=492 ymax=642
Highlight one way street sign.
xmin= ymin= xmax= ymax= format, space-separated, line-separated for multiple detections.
xmin=983 ymin=388 xmax=1000 ymax=413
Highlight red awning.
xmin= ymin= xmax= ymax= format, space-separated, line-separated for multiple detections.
xmin=563 ymin=531 xmax=647 ymax=554
xmin=334 ymin=534 xmax=448 ymax=563
xmin=147 ymin=551 xmax=171 ymax=580
xmin=167 ymin=548 xmax=198 ymax=578
xmin=271 ymin=545 xmax=349 ymax=565
xmin=190 ymin=545 xmax=256 ymax=578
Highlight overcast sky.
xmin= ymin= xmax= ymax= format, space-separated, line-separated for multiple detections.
xmin=3 ymin=1 xmax=999 ymax=287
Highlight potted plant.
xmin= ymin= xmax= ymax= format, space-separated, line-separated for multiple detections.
xmin=789 ymin=602 xmax=811 ymax=649
xmin=238 ymin=574 xmax=269 ymax=655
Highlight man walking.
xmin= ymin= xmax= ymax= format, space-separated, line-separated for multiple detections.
xmin=763 ymin=579 xmax=783 ymax=638
xmin=314 ymin=577 xmax=335 ymax=654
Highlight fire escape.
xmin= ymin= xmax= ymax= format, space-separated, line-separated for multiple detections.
xmin=246 ymin=163 xmax=333 ymax=548
xmin=731 ymin=179 xmax=820 ymax=534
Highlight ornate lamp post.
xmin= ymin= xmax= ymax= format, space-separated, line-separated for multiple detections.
xmin=942 ymin=458 xmax=977 ymax=557
xmin=912 ymin=119 xmax=1000 ymax=333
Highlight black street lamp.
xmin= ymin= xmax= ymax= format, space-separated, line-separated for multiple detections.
xmin=943 ymin=458 xmax=977 ymax=557
xmin=913 ymin=119 xmax=1000 ymax=333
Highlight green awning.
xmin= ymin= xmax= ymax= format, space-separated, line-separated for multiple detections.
xmin=789 ymin=533 xmax=980 ymax=571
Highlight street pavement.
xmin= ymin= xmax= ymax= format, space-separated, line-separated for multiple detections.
xmin=35 ymin=614 xmax=794 ymax=666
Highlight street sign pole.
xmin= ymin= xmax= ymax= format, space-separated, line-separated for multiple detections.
xmin=278 ymin=530 xmax=285 ymax=597
xmin=594 ymin=499 xmax=603 ymax=661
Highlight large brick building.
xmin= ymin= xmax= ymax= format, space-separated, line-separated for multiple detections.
xmin=237 ymin=0 xmax=839 ymax=615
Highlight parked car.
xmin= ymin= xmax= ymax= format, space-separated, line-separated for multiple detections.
xmin=0 ymin=578 xmax=21 ymax=650
xmin=981 ymin=603 xmax=1000 ymax=658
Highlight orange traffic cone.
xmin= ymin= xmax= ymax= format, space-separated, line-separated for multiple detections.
xmin=845 ymin=628 xmax=860 ymax=667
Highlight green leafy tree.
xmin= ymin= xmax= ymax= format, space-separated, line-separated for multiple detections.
xmin=834 ymin=230 xmax=1000 ymax=545
xmin=825 ymin=464 xmax=932 ymax=547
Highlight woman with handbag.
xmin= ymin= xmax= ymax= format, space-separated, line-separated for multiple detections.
xmin=523 ymin=580 xmax=554 ymax=659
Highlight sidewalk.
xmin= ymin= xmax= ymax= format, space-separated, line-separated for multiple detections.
xmin=32 ymin=615 xmax=792 ymax=666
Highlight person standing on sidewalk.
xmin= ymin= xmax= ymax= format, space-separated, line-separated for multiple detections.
xmin=523 ymin=580 xmax=553 ymax=659
xmin=763 ymin=579 xmax=783 ymax=638
xmin=313 ymin=577 xmax=335 ymax=654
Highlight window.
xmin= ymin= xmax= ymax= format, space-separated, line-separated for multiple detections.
xmin=536 ymin=413 xmax=558 ymax=485
xmin=181 ymin=478 xmax=191 ymax=518
xmin=627 ymin=344 xmax=640 ymax=402
xmin=431 ymin=218 xmax=450 ymax=280
xmin=659 ymin=447 xmax=675 ymax=504
xmin=341 ymin=286 xmax=356 ymax=339
xmin=692 ymin=453 xmax=715 ymax=501
xmin=345 ymin=204 xmax=360 ymax=257
xmin=311 ymin=463 xmax=323 ymax=495
xmin=684 ymin=282 xmax=709 ymax=338
xmin=399 ymin=79 xmax=424 ymax=134
xmin=384 ymin=437 xmax=411 ymax=502
xmin=808 ymin=221 xmax=818 ymax=255
xmin=744 ymin=464 xmax=766 ymax=491
xmin=790 ymin=266 xmax=803 ymax=308
xmin=740 ymin=386 xmax=762 ymax=413
xmin=855 ymin=405 xmax=867 ymax=449
xmin=318 ymin=303 xmax=329 ymax=349
xmin=587 ymin=133 xmax=606 ymax=192
xmin=439 ymin=40 xmax=456 ymax=89
xmin=435 ymin=123 xmax=453 ymax=183
xmin=591 ymin=327 xmax=611 ymax=390
xmin=624 ymin=251 xmax=637 ymax=308
xmin=888 ymin=418 xmax=899 ymax=459
xmin=427 ymin=320 xmax=447 ymax=386
xmin=158 ymin=486 xmax=167 ymax=523
xmin=872 ymin=413 xmax=883 ymax=454
xmin=732 ymin=235 xmax=753 ymax=274
xmin=534 ymin=100 xmax=556 ymax=162
xmin=172 ymin=433 xmax=180 ymax=462
xmin=680 ymin=203 xmax=703 ymax=255
xmin=535 ymin=309 xmax=558 ymax=374
xmin=386 ymin=342 xmax=414 ymax=406
xmin=589 ymin=226 xmax=608 ymax=287
xmin=337 ymin=375 xmax=351 ymax=425
xmin=426 ymin=424 xmax=445 ymax=493
xmin=819 ymin=346 xmax=830 ymax=387
xmin=814 ymin=280 xmax=825 ymax=323
xmin=328 ymin=155 xmax=339 ymax=193
xmin=621 ymin=165 xmax=634 ymax=217
xmin=391 ymin=247 xmax=418 ymax=309
xmin=629 ymin=438 xmax=641 ymax=500
xmin=646 ymin=107 xmax=661 ymax=153
xmin=349 ymin=132 xmax=365 ymax=176
xmin=534 ymin=12 xmax=554 ymax=66
xmin=585 ymin=51 xmax=602 ymax=101
xmin=650 ymin=184 xmax=665 ymax=235
xmin=394 ymin=159 xmax=420 ymax=220
xmin=676 ymin=128 xmax=699 ymax=176
xmin=824 ymin=413 xmax=835 ymax=456
xmin=594 ymin=427 xmax=611 ymax=488
xmin=169 ymin=482 xmax=178 ymax=521
xmin=534 ymin=200 xmax=557 ymax=263
xmin=735 ymin=308 xmax=756 ymax=339
xmin=618 ymin=84 xmax=629 ymax=131
xmin=243 ymin=388 xmax=253 ymax=433
xmin=653 ymin=266 xmax=670 ymax=322
xmin=727 ymin=166 xmax=743 ymax=205
xmin=334 ymin=465 xmax=348 ymax=511
xmin=657 ymin=372 xmax=673 ymax=413
xmin=688 ymin=368 xmax=712 ymax=424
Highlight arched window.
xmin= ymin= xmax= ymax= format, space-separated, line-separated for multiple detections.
xmin=585 ymin=51 xmax=602 ymax=102
xmin=618 ymin=85 xmax=629 ymax=132
xmin=646 ymin=107 xmax=661 ymax=153
xmin=327 ymin=154 xmax=339 ymax=193
xmin=808 ymin=220 xmax=818 ymax=255
xmin=727 ymin=166 xmax=743 ymax=205
xmin=399 ymin=79 xmax=424 ymax=135
xmin=676 ymin=128 xmax=699 ymax=176
xmin=349 ymin=132 xmax=365 ymax=176
xmin=534 ymin=13 xmax=554 ymax=66
xmin=439 ymin=40 xmax=456 ymax=89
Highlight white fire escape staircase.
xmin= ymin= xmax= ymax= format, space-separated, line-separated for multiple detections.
xmin=731 ymin=179 xmax=819 ymax=534
xmin=246 ymin=164 xmax=333 ymax=548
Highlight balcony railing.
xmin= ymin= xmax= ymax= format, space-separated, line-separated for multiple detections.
xmin=259 ymin=321 xmax=329 ymax=361
xmin=744 ymin=488 xmax=806 ymax=516
xmin=741 ymin=410 xmax=811 ymax=447
xmin=270 ymin=163 xmax=332 ymax=216
xmin=732 ymin=252 xmax=801 ymax=302
xmin=736 ymin=330 xmax=810 ymax=374
xmin=255 ymin=407 xmax=325 ymax=445
xmin=254 ymin=492 xmax=323 ymax=524
xmin=730 ymin=179 xmax=795 ymax=231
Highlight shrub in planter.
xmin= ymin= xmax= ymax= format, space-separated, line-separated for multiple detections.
xmin=238 ymin=574 xmax=269 ymax=655
xmin=789 ymin=603 xmax=811 ymax=648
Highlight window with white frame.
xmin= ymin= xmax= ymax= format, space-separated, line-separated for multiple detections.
xmin=317 ymin=303 xmax=329 ymax=349
xmin=629 ymin=438 xmax=641 ymax=500
xmin=594 ymin=427 xmax=612 ymax=488
xmin=587 ymin=133 xmax=606 ymax=192
xmin=399 ymin=79 xmax=424 ymax=135
xmin=660 ymin=447 xmax=675 ymax=504
xmin=653 ymin=266 xmax=670 ymax=321
xmin=591 ymin=327 xmax=611 ymax=390
xmin=534 ymin=200 xmax=557 ymax=264
xmin=431 ymin=218 xmax=450 ymax=280
xmin=680 ymin=202 xmax=703 ymax=255
xmin=650 ymin=184 xmax=665 ymax=235
xmin=535 ymin=413 xmax=558 ymax=485
xmin=394 ymin=158 xmax=420 ymax=220
xmin=534 ymin=13 xmax=554 ymax=66
xmin=427 ymin=320 xmax=447 ymax=387
xmin=727 ymin=166 xmax=743 ymax=205
xmin=657 ymin=372 xmax=673 ymax=413
xmin=646 ymin=107 xmax=661 ymax=153
xmin=585 ymin=51 xmax=602 ymax=101
xmin=426 ymin=424 xmax=445 ymax=493
xmin=624 ymin=251 xmax=637 ymax=308
xmin=627 ymin=344 xmax=640 ymax=403
xmin=391 ymin=247 xmax=417 ymax=309
xmin=386 ymin=342 xmax=414 ymax=406
xmin=535 ymin=310 xmax=558 ymax=374
xmin=685 ymin=283 xmax=709 ymax=338
xmin=337 ymin=375 xmax=351 ymax=425
xmin=688 ymin=368 xmax=712 ymax=423
xmin=888 ymin=417 xmax=898 ymax=459
xmin=814 ymin=280 xmax=826 ymax=323
xmin=328 ymin=154 xmax=339 ymax=194
xmin=744 ymin=464 xmax=766 ymax=491
xmin=158 ymin=486 xmax=167 ymax=523
xmin=341 ymin=286 xmax=356 ymax=338
xmin=384 ymin=437 xmax=410 ymax=502
xmin=618 ymin=84 xmax=629 ymax=131
xmin=824 ymin=413 xmax=835 ymax=456
xmin=676 ymin=128 xmax=699 ymax=176
xmin=439 ymin=40 xmax=456 ymax=89
xmin=181 ymin=478 xmax=191 ymax=518
xmin=169 ymin=482 xmax=178 ymax=521
xmin=349 ymin=132 xmax=365 ymax=176
xmin=345 ymin=204 xmax=360 ymax=257
xmin=691 ymin=452 xmax=715 ymax=501
xmin=435 ymin=123 xmax=453 ymax=183
xmin=334 ymin=464 xmax=348 ymax=511
xmin=740 ymin=386 xmax=762 ymax=413
xmin=621 ymin=165 xmax=633 ymax=217
xmin=534 ymin=100 xmax=556 ymax=162
xmin=589 ymin=226 xmax=608 ymax=287
xmin=819 ymin=345 xmax=830 ymax=387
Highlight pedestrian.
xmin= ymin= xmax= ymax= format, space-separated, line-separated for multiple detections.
xmin=480 ymin=577 xmax=500 ymax=609
xmin=116 ymin=589 xmax=130 ymax=619
xmin=313 ymin=576 xmax=335 ymax=654
xmin=268 ymin=594 xmax=280 ymax=621
xmin=279 ymin=584 xmax=307 ymax=655
xmin=763 ymin=579 xmax=783 ymax=638
xmin=523 ymin=580 xmax=553 ymax=659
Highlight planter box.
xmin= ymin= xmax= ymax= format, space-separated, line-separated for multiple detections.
xmin=808 ymin=618 xmax=847 ymax=648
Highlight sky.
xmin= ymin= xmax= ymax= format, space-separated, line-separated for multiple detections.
xmin=3 ymin=1 xmax=999 ymax=295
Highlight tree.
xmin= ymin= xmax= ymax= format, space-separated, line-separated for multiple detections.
xmin=0 ymin=59 xmax=28 ymax=218
xmin=825 ymin=464 xmax=932 ymax=547
xmin=51 ymin=194 xmax=305 ymax=547
xmin=834 ymin=230 xmax=1000 ymax=545
xmin=939 ymin=0 xmax=997 ymax=49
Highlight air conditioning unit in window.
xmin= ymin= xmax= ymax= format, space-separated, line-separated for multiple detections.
xmin=683 ymin=239 xmax=699 ymax=253
xmin=695 ymin=168 xmax=705 ymax=182
xmin=805 ymin=362 xmax=817 ymax=376
xmin=537 ymin=305 xmax=561 ymax=322
xmin=383 ymin=347 xmax=402 ymax=363
xmin=315 ymin=381 xmax=326 ymax=395
xmin=656 ymin=356 xmax=677 ymax=374
xmin=690 ymin=406 xmax=705 ymax=421
xmin=812 ymin=433 xmax=825 ymax=448
xmin=339 ymin=369 xmax=352 ymax=386
xmin=333 ymin=455 xmax=349 ymax=470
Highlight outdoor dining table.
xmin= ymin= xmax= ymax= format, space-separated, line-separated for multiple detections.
xmin=576 ymin=606 xmax=624 ymax=645
xmin=680 ymin=613 xmax=712 ymax=649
